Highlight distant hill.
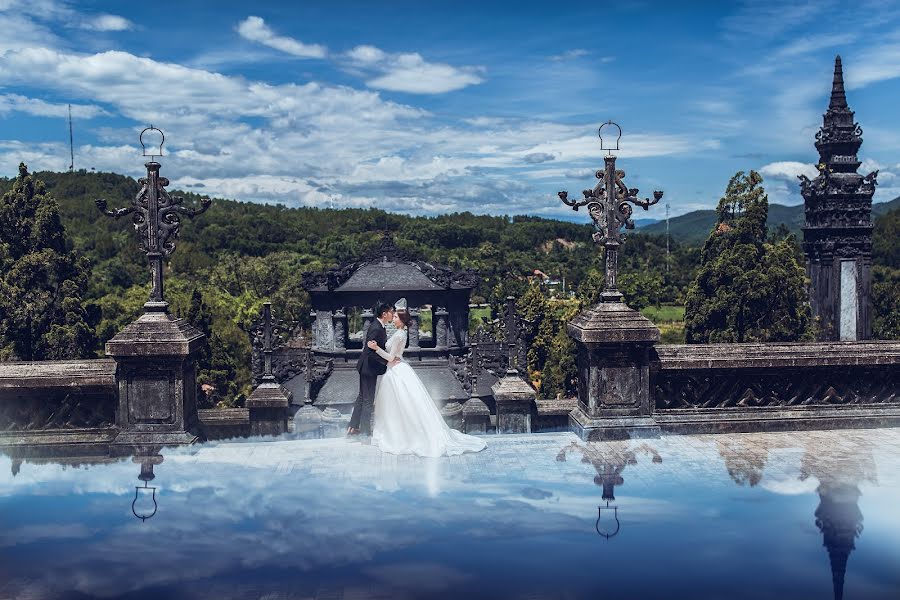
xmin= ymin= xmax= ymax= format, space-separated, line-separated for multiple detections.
xmin=637 ymin=196 xmax=900 ymax=246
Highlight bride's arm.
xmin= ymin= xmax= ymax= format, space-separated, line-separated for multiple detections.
xmin=367 ymin=341 xmax=396 ymax=362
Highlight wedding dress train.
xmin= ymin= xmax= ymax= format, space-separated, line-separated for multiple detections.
xmin=372 ymin=330 xmax=486 ymax=457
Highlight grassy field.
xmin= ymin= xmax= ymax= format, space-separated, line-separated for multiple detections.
xmin=641 ymin=304 xmax=686 ymax=344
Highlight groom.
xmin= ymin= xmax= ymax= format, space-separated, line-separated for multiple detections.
xmin=348 ymin=301 xmax=394 ymax=436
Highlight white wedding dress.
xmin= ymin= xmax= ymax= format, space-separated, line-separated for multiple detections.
xmin=372 ymin=330 xmax=486 ymax=457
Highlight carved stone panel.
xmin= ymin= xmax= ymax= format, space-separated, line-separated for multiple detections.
xmin=128 ymin=375 xmax=175 ymax=424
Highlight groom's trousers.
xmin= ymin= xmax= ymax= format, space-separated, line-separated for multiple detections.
xmin=350 ymin=373 xmax=378 ymax=434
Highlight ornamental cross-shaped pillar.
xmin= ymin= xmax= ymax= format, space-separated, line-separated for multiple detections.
xmin=96 ymin=127 xmax=210 ymax=313
xmin=501 ymin=296 xmax=532 ymax=375
xmin=558 ymin=121 xmax=663 ymax=303
xmin=248 ymin=301 xmax=294 ymax=437
xmin=249 ymin=302 xmax=293 ymax=384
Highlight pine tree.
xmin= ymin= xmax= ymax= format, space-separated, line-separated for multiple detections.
xmin=0 ymin=164 xmax=98 ymax=360
xmin=684 ymin=171 xmax=812 ymax=343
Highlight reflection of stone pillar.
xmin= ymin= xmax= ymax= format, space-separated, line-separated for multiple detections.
xmin=435 ymin=306 xmax=449 ymax=349
xmin=361 ymin=308 xmax=374 ymax=341
xmin=815 ymin=482 xmax=863 ymax=600
xmin=408 ymin=308 xmax=421 ymax=349
xmin=333 ymin=309 xmax=347 ymax=351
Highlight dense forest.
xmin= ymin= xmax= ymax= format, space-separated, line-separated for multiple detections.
xmin=1 ymin=168 xmax=898 ymax=405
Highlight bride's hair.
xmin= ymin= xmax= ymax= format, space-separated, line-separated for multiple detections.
xmin=395 ymin=310 xmax=411 ymax=329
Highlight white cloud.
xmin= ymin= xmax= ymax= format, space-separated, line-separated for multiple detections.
xmin=846 ymin=42 xmax=900 ymax=89
xmin=0 ymin=94 xmax=107 ymax=119
xmin=236 ymin=15 xmax=326 ymax=59
xmin=548 ymin=49 xmax=589 ymax=61
xmin=758 ymin=161 xmax=819 ymax=182
xmin=81 ymin=14 xmax=133 ymax=32
xmin=344 ymin=45 xmax=485 ymax=94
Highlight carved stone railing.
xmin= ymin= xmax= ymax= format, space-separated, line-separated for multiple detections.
xmin=651 ymin=341 xmax=900 ymax=433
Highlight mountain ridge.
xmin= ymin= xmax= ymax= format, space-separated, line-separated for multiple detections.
xmin=636 ymin=196 xmax=900 ymax=245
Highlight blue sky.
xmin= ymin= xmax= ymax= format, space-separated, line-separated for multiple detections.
xmin=1 ymin=0 xmax=899 ymax=219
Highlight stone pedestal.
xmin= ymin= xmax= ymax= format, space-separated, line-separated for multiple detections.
xmin=567 ymin=299 xmax=660 ymax=441
xmin=462 ymin=397 xmax=491 ymax=434
xmin=106 ymin=310 xmax=204 ymax=449
xmin=492 ymin=372 xmax=535 ymax=434
xmin=292 ymin=403 xmax=324 ymax=438
xmin=247 ymin=377 xmax=292 ymax=437
xmin=440 ymin=401 xmax=464 ymax=431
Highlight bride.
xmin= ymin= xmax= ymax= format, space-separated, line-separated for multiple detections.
xmin=367 ymin=307 xmax=486 ymax=457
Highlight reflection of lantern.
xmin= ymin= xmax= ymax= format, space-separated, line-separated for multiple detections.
xmin=596 ymin=500 xmax=620 ymax=539
xmin=596 ymin=478 xmax=621 ymax=539
xmin=132 ymin=461 xmax=158 ymax=522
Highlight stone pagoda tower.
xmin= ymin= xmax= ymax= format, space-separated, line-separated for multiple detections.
xmin=799 ymin=56 xmax=878 ymax=341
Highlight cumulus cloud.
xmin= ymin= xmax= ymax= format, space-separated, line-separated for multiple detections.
xmin=0 ymin=94 xmax=107 ymax=119
xmin=236 ymin=15 xmax=326 ymax=59
xmin=81 ymin=14 xmax=133 ymax=31
xmin=523 ymin=152 xmax=555 ymax=164
xmin=758 ymin=160 xmax=818 ymax=182
xmin=344 ymin=44 xmax=485 ymax=94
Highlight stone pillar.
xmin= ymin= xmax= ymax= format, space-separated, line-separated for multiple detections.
xmin=462 ymin=397 xmax=491 ymax=434
xmin=333 ymin=309 xmax=347 ymax=351
xmin=567 ymin=300 xmax=660 ymax=441
xmin=492 ymin=373 xmax=535 ymax=434
xmin=314 ymin=309 xmax=334 ymax=350
xmin=408 ymin=308 xmax=421 ymax=349
xmin=435 ymin=306 xmax=449 ymax=349
xmin=106 ymin=310 xmax=204 ymax=448
xmin=440 ymin=401 xmax=464 ymax=431
xmin=361 ymin=308 xmax=374 ymax=342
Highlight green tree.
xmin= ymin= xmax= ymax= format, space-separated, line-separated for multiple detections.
xmin=872 ymin=266 xmax=900 ymax=340
xmin=0 ymin=164 xmax=97 ymax=360
xmin=684 ymin=171 xmax=812 ymax=343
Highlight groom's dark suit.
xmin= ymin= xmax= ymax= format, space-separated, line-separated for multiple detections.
xmin=350 ymin=317 xmax=388 ymax=434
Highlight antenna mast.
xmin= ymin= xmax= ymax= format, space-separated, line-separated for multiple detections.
xmin=665 ymin=202 xmax=670 ymax=273
xmin=68 ymin=104 xmax=74 ymax=172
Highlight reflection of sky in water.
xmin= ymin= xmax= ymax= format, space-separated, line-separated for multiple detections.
xmin=2 ymin=430 xmax=900 ymax=599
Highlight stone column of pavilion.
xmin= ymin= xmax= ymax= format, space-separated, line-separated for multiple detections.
xmin=799 ymin=56 xmax=877 ymax=341
xmin=95 ymin=127 xmax=211 ymax=450
xmin=558 ymin=121 xmax=664 ymax=441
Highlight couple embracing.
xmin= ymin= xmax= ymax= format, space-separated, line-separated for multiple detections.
xmin=348 ymin=299 xmax=486 ymax=457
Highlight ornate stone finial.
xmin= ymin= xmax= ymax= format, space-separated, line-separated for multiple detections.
xmin=95 ymin=127 xmax=211 ymax=312
xmin=249 ymin=302 xmax=293 ymax=384
xmin=558 ymin=122 xmax=664 ymax=303
xmin=830 ymin=55 xmax=848 ymax=111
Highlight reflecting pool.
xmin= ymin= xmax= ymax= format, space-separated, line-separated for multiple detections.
xmin=2 ymin=428 xmax=899 ymax=599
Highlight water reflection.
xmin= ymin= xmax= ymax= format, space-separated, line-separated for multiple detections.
xmin=131 ymin=447 xmax=163 ymax=522
xmin=556 ymin=441 xmax=663 ymax=539
xmin=715 ymin=435 xmax=878 ymax=600
xmin=0 ymin=429 xmax=896 ymax=600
